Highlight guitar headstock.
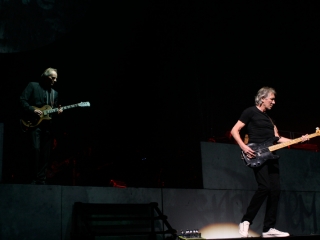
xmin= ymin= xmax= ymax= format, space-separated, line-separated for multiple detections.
xmin=78 ymin=102 xmax=90 ymax=107
xmin=316 ymin=127 xmax=320 ymax=134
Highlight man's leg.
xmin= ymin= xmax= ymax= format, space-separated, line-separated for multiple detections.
xmin=242 ymin=164 xmax=270 ymax=222
xmin=261 ymin=160 xmax=289 ymax=237
xmin=263 ymin=160 xmax=280 ymax=231
xmin=37 ymin=129 xmax=52 ymax=183
xmin=30 ymin=128 xmax=41 ymax=184
xmin=239 ymin=164 xmax=270 ymax=237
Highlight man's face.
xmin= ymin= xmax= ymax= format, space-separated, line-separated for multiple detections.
xmin=46 ymin=71 xmax=57 ymax=86
xmin=262 ymin=92 xmax=275 ymax=110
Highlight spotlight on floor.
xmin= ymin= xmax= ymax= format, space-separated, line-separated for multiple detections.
xmin=200 ymin=222 xmax=259 ymax=239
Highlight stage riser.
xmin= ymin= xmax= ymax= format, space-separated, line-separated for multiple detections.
xmin=1 ymin=142 xmax=320 ymax=240
xmin=1 ymin=185 xmax=320 ymax=240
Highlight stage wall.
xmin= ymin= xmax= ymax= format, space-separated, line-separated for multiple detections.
xmin=0 ymin=142 xmax=319 ymax=240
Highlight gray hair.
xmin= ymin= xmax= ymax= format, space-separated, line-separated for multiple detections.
xmin=41 ymin=67 xmax=57 ymax=78
xmin=255 ymin=87 xmax=276 ymax=105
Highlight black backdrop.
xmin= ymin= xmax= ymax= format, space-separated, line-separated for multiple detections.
xmin=1 ymin=1 xmax=320 ymax=188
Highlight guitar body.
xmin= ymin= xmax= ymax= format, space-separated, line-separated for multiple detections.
xmin=241 ymin=137 xmax=280 ymax=168
xmin=21 ymin=105 xmax=53 ymax=127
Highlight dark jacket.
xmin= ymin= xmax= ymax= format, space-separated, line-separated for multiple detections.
xmin=20 ymin=82 xmax=58 ymax=114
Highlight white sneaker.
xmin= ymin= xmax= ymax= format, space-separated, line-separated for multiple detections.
xmin=262 ymin=228 xmax=290 ymax=238
xmin=239 ymin=221 xmax=250 ymax=237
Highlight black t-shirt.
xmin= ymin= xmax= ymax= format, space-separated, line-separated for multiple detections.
xmin=239 ymin=106 xmax=274 ymax=143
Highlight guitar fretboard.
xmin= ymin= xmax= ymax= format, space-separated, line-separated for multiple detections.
xmin=269 ymin=132 xmax=319 ymax=152
xmin=44 ymin=104 xmax=79 ymax=114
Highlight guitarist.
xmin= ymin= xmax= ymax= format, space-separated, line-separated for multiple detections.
xmin=20 ymin=68 xmax=63 ymax=185
xmin=231 ymin=86 xmax=309 ymax=238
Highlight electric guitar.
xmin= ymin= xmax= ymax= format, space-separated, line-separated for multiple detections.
xmin=20 ymin=102 xmax=90 ymax=128
xmin=241 ymin=127 xmax=320 ymax=168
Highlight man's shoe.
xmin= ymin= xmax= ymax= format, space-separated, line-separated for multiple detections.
xmin=239 ymin=221 xmax=250 ymax=237
xmin=262 ymin=228 xmax=290 ymax=238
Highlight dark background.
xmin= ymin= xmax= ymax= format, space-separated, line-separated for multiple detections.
xmin=1 ymin=0 xmax=320 ymax=188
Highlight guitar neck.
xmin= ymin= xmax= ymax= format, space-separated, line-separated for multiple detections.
xmin=269 ymin=132 xmax=319 ymax=152
xmin=45 ymin=104 xmax=79 ymax=114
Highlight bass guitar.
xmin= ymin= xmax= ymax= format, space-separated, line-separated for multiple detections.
xmin=20 ymin=102 xmax=90 ymax=128
xmin=241 ymin=127 xmax=320 ymax=168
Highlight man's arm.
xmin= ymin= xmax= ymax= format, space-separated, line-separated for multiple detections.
xmin=20 ymin=83 xmax=35 ymax=114
xmin=20 ymin=82 xmax=44 ymax=116
xmin=231 ymin=120 xmax=255 ymax=158
xmin=274 ymin=125 xmax=309 ymax=143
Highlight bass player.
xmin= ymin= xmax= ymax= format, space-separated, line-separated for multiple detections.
xmin=231 ymin=86 xmax=309 ymax=238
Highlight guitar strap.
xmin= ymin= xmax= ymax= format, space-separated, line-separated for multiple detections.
xmin=46 ymin=89 xmax=55 ymax=118
xmin=46 ymin=89 xmax=55 ymax=107
xmin=266 ymin=113 xmax=275 ymax=126
xmin=51 ymin=90 xmax=54 ymax=107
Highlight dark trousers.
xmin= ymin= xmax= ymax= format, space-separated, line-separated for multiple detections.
xmin=241 ymin=159 xmax=281 ymax=232
xmin=29 ymin=126 xmax=53 ymax=182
